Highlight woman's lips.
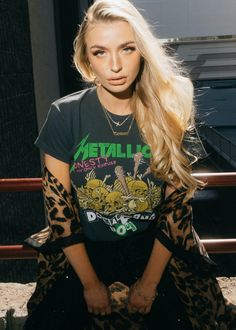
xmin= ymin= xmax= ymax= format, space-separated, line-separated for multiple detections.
xmin=108 ymin=77 xmax=127 ymax=85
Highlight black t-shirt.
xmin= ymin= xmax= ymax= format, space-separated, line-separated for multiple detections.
xmin=35 ymin=87 xmax=164 ymax=241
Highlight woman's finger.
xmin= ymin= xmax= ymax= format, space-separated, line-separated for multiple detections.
xmin=93 ymin=309 xmax=100 ymax=315
xmin=127 ymin=304 xmax=138 ymax=313
xmin=138 ymin=308 xmax=146 ymax=314
xmin=105 ymin=306 xmax=112 ymax=315
xmin=143 ymin=304 xmax=152 ymax=314
xmin=100 ymin=311 xmax=106 ymax=316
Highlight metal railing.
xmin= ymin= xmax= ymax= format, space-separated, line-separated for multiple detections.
xmin=200 ymin=126 xmax=236 ymax=168
xmin=1 ymin=172 xmax=236 ymax=259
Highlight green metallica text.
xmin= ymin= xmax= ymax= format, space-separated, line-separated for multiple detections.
xmin=73 ymin=134 xmax=151 ymax=161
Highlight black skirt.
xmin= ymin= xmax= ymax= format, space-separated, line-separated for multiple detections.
xmin=24 ymin=224 xmax=193 ymax=330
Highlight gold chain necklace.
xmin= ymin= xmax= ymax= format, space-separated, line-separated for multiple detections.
xmin=103 ymin=106 xmax=131 ymax=127
xmin=101 ymin=105 xmax=134 ymax=136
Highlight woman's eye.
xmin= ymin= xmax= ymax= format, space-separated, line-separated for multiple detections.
xmin=123 ymin=46 xmax=136 ymax=53
xmin=92 ymin=50 xmax=105 ymax=56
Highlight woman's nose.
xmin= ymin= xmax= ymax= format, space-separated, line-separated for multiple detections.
xmin=110 ymin=54 xmax=122 ymax=73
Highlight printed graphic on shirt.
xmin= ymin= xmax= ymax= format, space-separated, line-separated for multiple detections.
xmin=71 ymin=134 xmax=162 ymax=237
xmin=83 ymin=209 xmax=156 ymax=237
xmin=73 ymin=168 xmax=161 ymax=214
xmin=70 ymin=134 xmax=151 ymax=173
xmin=72 ymin=167 xmax=160 ymax=237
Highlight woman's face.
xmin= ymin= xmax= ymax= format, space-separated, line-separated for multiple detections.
xmin=85 ymin=20 xmax=141 ymax=96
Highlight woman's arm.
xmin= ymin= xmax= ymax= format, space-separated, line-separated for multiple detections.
xmin=45 ymin=154 xmax=99 ymax=288
xmin=128 ymin=237 xmax=172 ymax=314
xmin=138 ymin=239 xmax=172 ymax=291
xmin=44 ymin=154 xmax=111 ymax=315
xmin=127 ymin=185 xmax=174 ymax=314
xmin=138 ymin=184 xmax=174 ymax=287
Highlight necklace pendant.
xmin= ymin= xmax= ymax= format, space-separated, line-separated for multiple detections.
xmin=101 ymin=104 xmax=134 ymax=136
xmin=114 ymin=131 xmax=129 ymax=136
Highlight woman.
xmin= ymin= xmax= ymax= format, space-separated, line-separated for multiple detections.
xmin=24 ymin=0 xmax=236 ymax=329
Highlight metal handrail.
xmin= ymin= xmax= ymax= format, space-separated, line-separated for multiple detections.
xmin=0 ymin=245 xmax=38 ymax=259
xmin=1 ymin=172 xmax=236 ymax=257
xmin=201 ymin=238 xmax=236 ymax=254
xmin=0 ymin=178 xmax=42 ymax=192
xmin=0 ymin=238 xmax=236 ymax=259
xmin=193 ymin=172 xmax=236 ymax=186
xmin=1 ymin=172 xmax=236 ymax=192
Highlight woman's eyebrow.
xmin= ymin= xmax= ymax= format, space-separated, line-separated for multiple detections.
xmin=119 ymin=41 xmax=136 ymax=48
xmin=90 ymin=41 xmax=135 ymax=50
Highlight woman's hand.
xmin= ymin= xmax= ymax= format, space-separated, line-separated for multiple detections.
xmin=83 ymin=281 xmax=112 ymax=316
xmin=127 ymin=279 xmax=158 ymax=315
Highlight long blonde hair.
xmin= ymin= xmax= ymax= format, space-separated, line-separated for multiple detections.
xmin=73 ymin=0 xmax=203 ymax=197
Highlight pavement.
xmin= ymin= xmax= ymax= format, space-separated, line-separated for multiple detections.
xmin=0 ymin=278 xmax=235 ymax=330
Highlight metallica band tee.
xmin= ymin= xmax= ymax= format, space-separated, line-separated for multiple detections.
xmin=35 ymin=87 xmax=164 ymax=241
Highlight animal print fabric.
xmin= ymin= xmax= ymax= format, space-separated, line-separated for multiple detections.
xmin=25 ymin=166 xmax=83 ymax=313
xmin=155 ymin=189 xmax=236 ymax=329
xmin=25 ymin=167 xmax=236 ymax=329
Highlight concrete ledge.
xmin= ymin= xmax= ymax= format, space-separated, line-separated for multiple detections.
xmin=0 ymin=282 xmax=35 ymax=330
xmin=0 ymin=278 xmax=235 ymax=330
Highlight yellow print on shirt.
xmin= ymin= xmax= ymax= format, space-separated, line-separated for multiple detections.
xmin=73 ymin=152 xmax=162 ymax=215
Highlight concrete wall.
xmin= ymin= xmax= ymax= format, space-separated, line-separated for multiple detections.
xmin=172 ymin=39 xmax=236 ymax=80
xmin=133 ymin=0 xmax=236 ymax=38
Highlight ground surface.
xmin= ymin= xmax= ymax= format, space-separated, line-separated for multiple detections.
xmin=0 ymin=278 xmax=235 ymax=330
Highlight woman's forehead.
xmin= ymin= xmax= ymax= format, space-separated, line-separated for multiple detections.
xmin=85 ymin=21 xmax=135 ymax=46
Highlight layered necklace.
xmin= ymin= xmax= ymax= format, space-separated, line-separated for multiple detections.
xmin=101 ymin=104 xmax=134 ymax=136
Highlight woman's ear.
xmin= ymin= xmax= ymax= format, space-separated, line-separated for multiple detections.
xmin=88 ymin=62 xmax=94 ymax=73
xmin=87 ymin=61 xmax=93 ymax=74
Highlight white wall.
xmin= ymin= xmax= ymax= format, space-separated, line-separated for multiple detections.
xmin=133 ymin=0 xmax=236 ymax=38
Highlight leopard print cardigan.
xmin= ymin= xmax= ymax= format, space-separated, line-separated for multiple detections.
xmin=24 ymin=167 xmax=236 ymax=330
xmin=155 ymin=189 xmax=236 ymax=329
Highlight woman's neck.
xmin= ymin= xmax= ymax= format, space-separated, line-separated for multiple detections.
xmin=97 ymin=86 xmax=133 ymax=115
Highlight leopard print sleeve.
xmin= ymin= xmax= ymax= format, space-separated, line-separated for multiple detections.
xmin=25 ymin=167 xmax=84 ymax=253
xmin=155 ymin=187 xmax=214 ymax=265
xmin=155 ymin=188 xmax=236 ymax=329
xmin=155 ymin=188 xmax=195 ymax=252
xmin=42 ymin=166 xmax=84 ymax=251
